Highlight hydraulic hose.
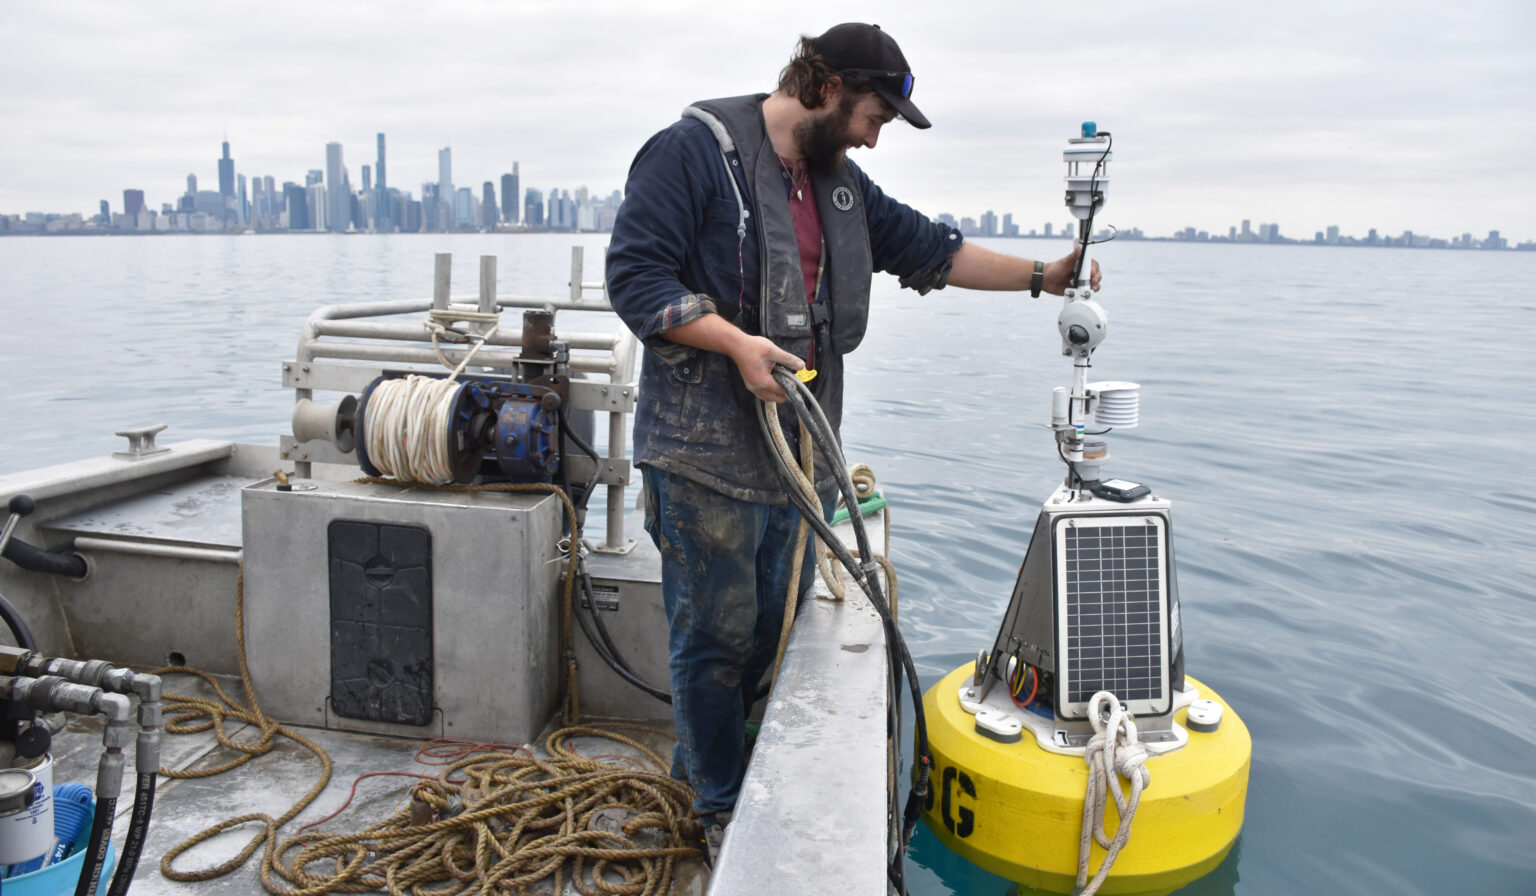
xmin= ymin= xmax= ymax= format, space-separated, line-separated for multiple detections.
xmin=759 ymin=367 xmax=932 ymax=893
xmin=1 ymin=537 xmax=87 ymax=580
xmin=0 ymin=591 xmax=40 ymax=652
xmin=106 ymin=771 xmax=157 ymax=896
xmin=14 ymin=658 xmax=163 ymax=896
xmin=75 ymin=794 xmax=118 ymax=896
xmin=571 ymin=561 xmax=672 ymax=703
xmin=556 ymin=408 xmax=675 ymax=704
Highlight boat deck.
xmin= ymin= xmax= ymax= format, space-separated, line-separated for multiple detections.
xmin=53 ymin=673 xmax=710 ymax=895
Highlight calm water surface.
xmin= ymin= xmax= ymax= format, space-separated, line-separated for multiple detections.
xmin=2 ymin=234 xmax=1533 ymax=894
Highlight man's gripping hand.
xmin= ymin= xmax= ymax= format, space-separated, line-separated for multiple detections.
xmin=731 ymin=334 xmax=804 ymax=404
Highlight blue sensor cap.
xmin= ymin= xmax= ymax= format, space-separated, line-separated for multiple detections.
xmin=1081 ymin=121 xmax=1098 ymax=138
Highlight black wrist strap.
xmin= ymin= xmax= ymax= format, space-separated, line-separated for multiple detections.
xmin=1030 ymin=260 xmax=1045 ymax=298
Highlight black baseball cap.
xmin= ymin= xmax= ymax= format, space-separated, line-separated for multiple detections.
xmin=812 ymin=23 xmax=930 ymax=129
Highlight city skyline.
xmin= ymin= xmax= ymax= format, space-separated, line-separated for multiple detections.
xmin=0 ymin=131 xmax=625 ymax=236
xmin=2 ymin=1 xmax=1531 ymax=245
xmin=1 ymin=129 xmax=1527 ymax=250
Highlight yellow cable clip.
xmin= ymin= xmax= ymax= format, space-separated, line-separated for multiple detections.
xmin=794 ymin=368 xmax=817 ymax=383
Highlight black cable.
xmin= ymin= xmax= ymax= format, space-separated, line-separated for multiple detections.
xmin=764 ymin=367 xmax=933 ymax=894
xmin=570 ymin=563 xmax=673 ymax=703
xmin=1070 ymin=132 xmax=1113 ymax=287
xmin=559 ymin=408 xmax=604 ymax=514
xmin=552 ymin=407 xmax=674 ymax=704
xmin=73 ymin=795 xmax=116 ymax=896
xmin=0 ymin=591 xmax=39 ymax=653
xmin=106 ymin=772 xmax=156 ymax=896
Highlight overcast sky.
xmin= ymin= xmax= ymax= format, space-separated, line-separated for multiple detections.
xmin=4 ymin=0 xmax=1533 ymax=242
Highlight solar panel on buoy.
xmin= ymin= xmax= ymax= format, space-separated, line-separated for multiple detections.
xmin=1054 ymin=515 xmax=1171 ymax=719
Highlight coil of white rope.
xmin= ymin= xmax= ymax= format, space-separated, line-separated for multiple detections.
xmin=361 ymin=307 xmax=506 ymax=485
xmin=1075 ymin=691 xmax=1150 ymax=896
xmin=363 ymin=375 xmax=464 ymax=484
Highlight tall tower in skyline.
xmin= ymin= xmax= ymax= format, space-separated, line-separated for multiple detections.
xmin=375 ymin=133 xmax=389 ymax=231
xmin=437 ymin=147 xmax=453 ymax=231
xmin=325 ymin=142 xmax=348 ymax=233
xmin=376 ymin=134 xmax=387 ymax=194
xmin=501 ymin=161 xmax=519 ymax=224
xmin=218 ymin=141 xmax=234 ymax=196
xmin=218 ymin=139 xmax=235 ymax=224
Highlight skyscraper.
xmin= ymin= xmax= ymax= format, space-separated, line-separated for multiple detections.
xmin=454 ymin=187 xmax=473 ymax=229
xmin=325 ymin=143 xmax=348 ymax=233
xmin=524 ymin=188 xmax=543 ymax=228
xmin=437 ymin=147 xmax=453 ymax=231
xmin=123 ymin=189 xmax=145 ymax=218
xmin=218 ymin=140 xmax=235 ymax=224
xmin=501 ymin=163 xmax=519 ymax=224
xmin=482 ymin=182 xmax=498 ymax=229
xmin=375 ymin=133 xmax=390 ymax=232
xmin=376 ymin=134 xmax=387 ymax=193
xmin=284 ymin=183 xmax=309 ymax=230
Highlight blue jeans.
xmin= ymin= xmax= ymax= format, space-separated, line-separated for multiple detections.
xmin=642 ymin=466 xmax=831 ymax=820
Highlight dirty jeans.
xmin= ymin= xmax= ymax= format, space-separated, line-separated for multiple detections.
xmin=642 ymin=466 xmax=830 ymax=821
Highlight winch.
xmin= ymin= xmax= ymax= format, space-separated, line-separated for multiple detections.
xmin=292 ymin=305 xmax=596 ymax=489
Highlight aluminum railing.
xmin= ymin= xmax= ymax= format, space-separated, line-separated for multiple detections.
xmin=284 ymin=247 xmax=639 ymax=553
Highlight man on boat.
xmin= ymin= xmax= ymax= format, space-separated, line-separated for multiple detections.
xmin=605 ymin=22 xmax=1099 ymax=861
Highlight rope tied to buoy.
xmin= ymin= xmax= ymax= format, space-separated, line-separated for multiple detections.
xmin=1075 ymin=691 xmax=1150 ymax=896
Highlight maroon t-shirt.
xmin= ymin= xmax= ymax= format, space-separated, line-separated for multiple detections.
xmin=782 ymin=157 xmax=823 ymax=366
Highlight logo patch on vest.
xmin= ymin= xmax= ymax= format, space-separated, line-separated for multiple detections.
xmin=832 ymin=186 xmax=854 ymax=211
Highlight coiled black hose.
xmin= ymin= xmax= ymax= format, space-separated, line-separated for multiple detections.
xmin=757 ymin=367 xmax=932 ymax=895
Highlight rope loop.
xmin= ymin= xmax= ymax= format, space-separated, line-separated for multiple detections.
xmin=423 ymin=307 xmax=501 ymax=376
xmin=1074 ymin=691 xmax=1150 ymax=896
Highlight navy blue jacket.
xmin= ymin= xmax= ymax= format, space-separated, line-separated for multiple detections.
xmin=606 ymin=95 xmax=963 ymax=503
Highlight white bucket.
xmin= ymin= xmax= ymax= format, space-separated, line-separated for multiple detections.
xmin=0 ymin=755 xmax=53 ymax=866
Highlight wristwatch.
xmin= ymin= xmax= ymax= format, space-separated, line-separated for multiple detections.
xmin=1030 ymin=260 xmax=1045 ymax=298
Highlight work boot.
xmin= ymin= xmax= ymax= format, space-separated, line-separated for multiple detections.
xmin=697 ymin=811 xmax=731 ymax=869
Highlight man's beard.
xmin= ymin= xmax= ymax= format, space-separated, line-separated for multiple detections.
xmin=793 ymin=91 xmax=858 ymax=176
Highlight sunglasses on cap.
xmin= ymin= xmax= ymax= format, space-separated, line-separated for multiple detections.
xmin=839 ymin=69 xmax=915 ymax=99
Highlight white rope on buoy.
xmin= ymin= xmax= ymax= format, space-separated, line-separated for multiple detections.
xmin=1075 ymin=691 xmax=1151 ymax=896
xmin=363 ymin=375 xmax=463 ymax=484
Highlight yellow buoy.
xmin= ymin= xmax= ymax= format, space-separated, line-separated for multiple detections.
xmin=921 ymin=667 xmax=1250 ymax=896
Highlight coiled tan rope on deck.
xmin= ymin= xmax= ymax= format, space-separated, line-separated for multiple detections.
xmin=153 ymin=568 xmax=336 ymax=884
xmin=154 ymin=480 xmax=705 ymax=893
xmin=264 ymin=726 xmax=698 ymax=896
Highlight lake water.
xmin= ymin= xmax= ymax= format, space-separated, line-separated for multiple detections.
xmin=2 ymin=233 xmax=1533 ymax=894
